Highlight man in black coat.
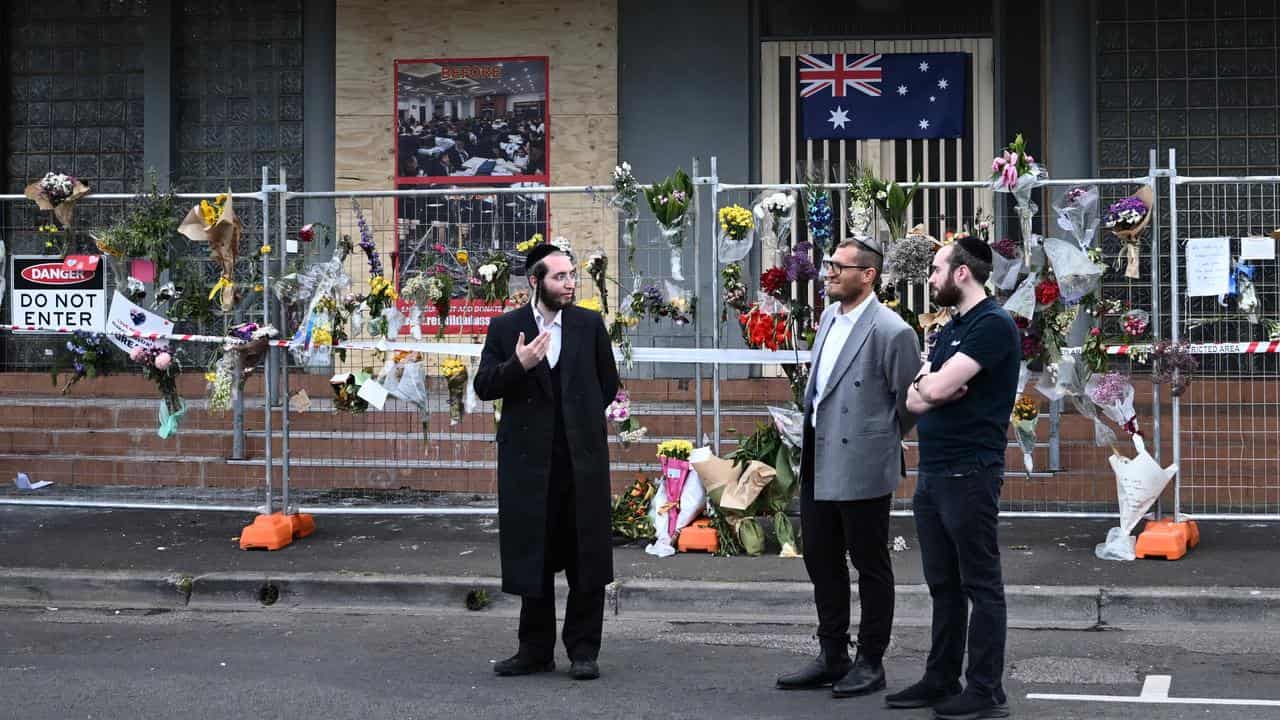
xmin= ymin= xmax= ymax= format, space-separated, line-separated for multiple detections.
xmin=473 ymin=243 xmax=620 ymax=682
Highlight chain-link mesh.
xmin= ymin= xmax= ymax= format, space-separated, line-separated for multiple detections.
xmin=1172 ymin=178 xmax=1280 ymax=516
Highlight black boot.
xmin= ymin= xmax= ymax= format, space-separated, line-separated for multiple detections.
xmin=776 ymin=636 xmax=853 ymax=690
xmin=493 ymin=649 xmax=555 ymax=676
xmin=831 ymin=650 xmax=886 ymax=698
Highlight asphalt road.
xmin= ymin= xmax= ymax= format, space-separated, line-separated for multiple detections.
xmin=3 ymin=608 xmax=1280 ymax=719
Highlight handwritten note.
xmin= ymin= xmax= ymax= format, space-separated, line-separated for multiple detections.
xmin=1185 ymin=237 xmax=1231 ymax=297
xmin=1241 ymin=236 xmax=1276 ymax=261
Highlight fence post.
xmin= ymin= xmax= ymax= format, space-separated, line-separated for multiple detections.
xmin=692 ymin=156 xmax=703 ymax=445
xmin=277 ymin=167 xmax=292 ymax=514
xmin=710 ymin=157 xmax=723 ymax=456
xmin=1166 ymin=147 xmax=1182 ymax=522
xmin=230 ymin=349 xmax=246 ymax=460
xmin=260 ymin=166 xmax=274 ymax=515
xmin=1147 ymin=148 xmax=1164 ymax=519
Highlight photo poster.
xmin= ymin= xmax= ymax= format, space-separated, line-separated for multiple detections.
xmin=394 ymin=56 xmax=549 ymax=185
xmin=394 ymin=181 xmax=549 ymax=336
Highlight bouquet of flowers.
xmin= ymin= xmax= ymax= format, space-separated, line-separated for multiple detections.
xmin=804 ymin=182 xmax=834 ymax=254
xmin=204 ymin=353 xmax=235 ymax=415
xmin=753 ymin=190 xmax=796 ymax=251
xmin=475 ymin=251 xmax=511 ymax=305
xmin=655 ymin=439 xmax=695 ymax=539
xmin=847 ymin=170 xmax=877 ymax=236
xmin=1122 ymin=308 xmax=1149 ymax=343
xmin=441 ymin=357 xmax=469 ymax=425
xmin=717 ymin=203 xmax=755 ymax=263
xmin=989 ymin=236 xmax=1023 ymax=291
xmin=782 ymin=241 xmax=820 ymax=284
xmin=608 ymin=312 xmax=640 ymax=368
xmin=990 ymin=134 xmax=1048 ymax=268
xmin=739 ymin=302 xmax=792 ymax=351
xmin=584 ymin=249 xmax=609 ymax=314
xmin=1152 ymin=340 xmax=1198 ymax=397
xmin=52 ymin=330 xmax=114 ymax=394
xmin=643 ymin=168 xmax=695 ymax=280
xmin=25 ymin=171 xmax=91 ymax=227
xmin=608 ymin=162 xmax=642 ymax=269
xmin=403 ymin=264 xmax=453 ymax=339
xmin=1011 ymin=394 xmax=1039 ymax=475
xmin=720 ymin=262 xmax=751 ymax=326
xmin=1104 ymin=186 xmax=1153 ymax=279
xmin=863 ymin=168 xmax=921 ymax=243
xmin=629 ymin=283 xmax=694 ymax=326
xmin=130 ymin=345 xmax=185 ymax=438
xmin=606 ymin=389 xmax=648 ymax=447
xmin=177 ymin=192 xmax=241 ymax=313
xmin=1086 ymin=371 xmax=1140 ymax=436
xmin=364 ymin=274 xmax=399 ymax=342
xmin=884 ymin=225 xmax=937 ymax=285
xmin=611 ymin=475 xmax=657 ymax=542
xmin=1054 ymin=185 xmax=1101 ymax=252
xmin=330 ymin=371 xmax=370 ymax=414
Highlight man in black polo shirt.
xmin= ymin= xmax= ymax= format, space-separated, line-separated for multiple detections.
xmin=887 ymin=237 xmax=1019 ymax=720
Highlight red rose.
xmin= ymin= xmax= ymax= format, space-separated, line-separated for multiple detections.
xmin=1035 ymin=278 xmax=1060 ymax=306
xmin=299 ymin=224 xmax=315 ymax=242
xmin=760 ymin=267 xmax=789 ymax=297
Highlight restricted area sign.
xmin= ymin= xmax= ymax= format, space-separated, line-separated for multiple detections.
xmin=9 ymin=255 xmax=106 ymax=331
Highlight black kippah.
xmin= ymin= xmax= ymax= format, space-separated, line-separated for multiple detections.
xmin=523 ymin=242 xmax=562 ymax=272
xmin=955 ymin=235 xmax=993 ymax=265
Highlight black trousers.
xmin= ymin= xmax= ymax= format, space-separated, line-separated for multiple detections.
xmin=800 ymin=425 xmax=895 ymax=658
xmin=517 ymin=450 xmax=605 ymax=663
xmin=913 ymin=461 xmax=1007 ymax=703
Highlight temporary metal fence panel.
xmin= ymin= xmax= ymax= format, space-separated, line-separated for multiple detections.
xmin=1171 ymin=169 xmax=1280 ymax=519
xmin=0 ymin=190 xmax=272 ymax=512
xmin=272 ymin=183 xmax=712 ymax=513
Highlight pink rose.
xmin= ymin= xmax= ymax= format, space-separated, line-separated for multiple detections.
xmin=154 ymin=352 xmax=172 ymax=371
xmin=129 ymin=347 xmax=146 ymax=362
xmin=1001 ymin=163 xmax=1018 ymax=189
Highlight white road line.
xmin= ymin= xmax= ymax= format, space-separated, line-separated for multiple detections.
xmin=1029 ymin=674 xmax=1280 ymax=708
xmin=1139 ymin=674 xmax=1171 ymax=699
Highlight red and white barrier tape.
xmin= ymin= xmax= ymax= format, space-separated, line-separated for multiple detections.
xmin=6 ymin=323 xmax=1280 ymax=361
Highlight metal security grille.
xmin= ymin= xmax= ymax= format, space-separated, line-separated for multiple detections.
xmin=174 ymin=0 xmax=305 ymax=196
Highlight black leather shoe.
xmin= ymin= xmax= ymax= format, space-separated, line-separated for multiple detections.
xmin=884 ymin=678 xmax=963 ymax=709
xmin=931 ymin=690 xmax=1009 ymax=720
xmin=831 ymin=654 xmax=886 ymax=698
xmin=568 ymin=659 xmax=600 ymax=680
xmin=776 ymin=651 xmax=854 ymax=690
xmin=493 ymin=653 xmax=555 ymax=676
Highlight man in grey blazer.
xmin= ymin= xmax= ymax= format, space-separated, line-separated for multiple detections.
xmin=776 ymin=236 xmax=922 ymax=698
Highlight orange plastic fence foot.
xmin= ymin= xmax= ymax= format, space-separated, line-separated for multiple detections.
xmin=240 ymin=513 xmax=295 ymax=551
xmin=288 ymin=513 xmax=316 ymax=539
xmin=676 ymin=518 xmax=719 ymax=554
xmin=1135 ymin=518 xmax=1199 ymax=560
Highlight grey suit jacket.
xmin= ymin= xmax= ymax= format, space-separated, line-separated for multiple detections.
xmin=802 ymin=295 xmax=923 ymax=502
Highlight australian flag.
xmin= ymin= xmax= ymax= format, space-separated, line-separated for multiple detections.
xmin=800 ymin=52 xmax=967 ymax=140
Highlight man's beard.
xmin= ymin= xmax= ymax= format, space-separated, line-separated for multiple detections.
xmin=931 ymin=274 xmax=962 ymax=307
xmin=537 ymin=280 xmax=571 ymax=311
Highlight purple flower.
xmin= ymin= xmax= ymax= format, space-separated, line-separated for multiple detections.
xmin=783 ymin=241 xmax=819 ymax=283
xmin=353 ymin=199 xmax=383 ymax=277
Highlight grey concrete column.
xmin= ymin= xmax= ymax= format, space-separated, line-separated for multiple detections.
xmin=142 ymin=0 xmax=174 ymax=189
xmin=302 ymin=0 xmax=337 ymax=240
xmin=1045 ymin=0 xmax=1095 ymax=178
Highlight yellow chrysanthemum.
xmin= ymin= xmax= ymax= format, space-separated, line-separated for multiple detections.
xmin=1012 ymin=395 xmax=1039 ymax=422
xmin=577 ymin=296 xmax=602 ymax=313
xmin=456 ymin=250 xmax=469 ymax=264
xmin=717 ymin=204 xmax=754 ymax=240
xmin=259 ymin=245 xmax=272 ymax=255
xmin=441 ymin=358 xmax=467 ymax=378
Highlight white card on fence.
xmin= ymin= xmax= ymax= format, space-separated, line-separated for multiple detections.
xmin=1241 ymin=236 xmax=1275 ymax=261
xmin=356 ymin=378 xmax=389 ymax=410
xmin=1184 ymin=237 xmax=1231 ymax=297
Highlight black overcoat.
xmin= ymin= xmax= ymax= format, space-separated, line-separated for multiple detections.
xmin=473 ymin=303 xmax=620 ymax=596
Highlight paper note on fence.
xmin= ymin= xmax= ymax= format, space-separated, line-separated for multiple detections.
xmin=1241 ymin=236 xmax=1276 ymax=261
xmin=356 ymin=378 xmax=389 ymax=410
xmin=105 ymin=291 xmax=174 ymax=354
xmin=1184 ymin=237 xmax=1231 ymax=297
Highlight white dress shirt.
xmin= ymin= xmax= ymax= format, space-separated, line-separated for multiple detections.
xmin=532 ymin=302 xmax=563 ymax=368
xmin=811 ymin=294 xmax=873 ymax=426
